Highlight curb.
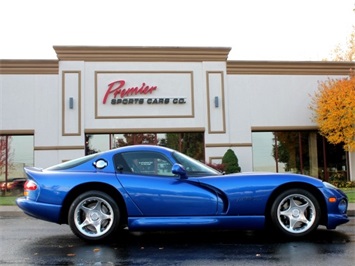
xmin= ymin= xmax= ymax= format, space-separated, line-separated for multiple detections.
xmin=0 ymin=206 xmax=22 ymax=212
xmin=0 ymin=206 xmax=26 ymax=217
xmin=347 ymin=210 xmax=355 ymax=216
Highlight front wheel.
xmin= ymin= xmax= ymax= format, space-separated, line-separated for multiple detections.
xmin=270 ymin=189 xmax=320 ymax=237
xmin=68 ymin=190 xmax=120 ymax=242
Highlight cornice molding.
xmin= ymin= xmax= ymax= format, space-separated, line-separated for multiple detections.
xmin=0 ymin=60 xmax=58 ymax=74
xmin=85 ymin=127 xmax=206 ymax=134
xmin=0 ymin=130 xmax=34 ymax=135
xmin=206 ymin=143 xmax=252 ymax=148
xmin=227 ymin=60 xmax=355 ymax=75
xmin=1 ymin=52 xmax=354 ymax=76
xmin=53 ymin=46 xmax=231 ymax=62
xmin=34 ymin=146 xmax=84 ymax=151
xmin=251 ymin=126 xmax=319 ymax=131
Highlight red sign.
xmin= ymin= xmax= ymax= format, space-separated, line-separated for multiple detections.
xmin=102 ymin=80 xmax=157 ymax=104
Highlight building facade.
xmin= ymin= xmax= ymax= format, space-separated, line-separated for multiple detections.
xmin=0 ymin=46 xmax=354 ymax=181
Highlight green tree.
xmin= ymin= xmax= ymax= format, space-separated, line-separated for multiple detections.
xmin=222 ymin=149 xmax=241 ymax=174
xmin=165 ymin=132 xmax=204 ymax=161
xmin=272 ymin=132 xmax=310 ymax=173
xmin=165 ymin=133 xmax=181 ymax=151
xmin=181 ymin=133 xmax=204 ymax=161
xmin=115 ymin=133 xmax=157 ymax=147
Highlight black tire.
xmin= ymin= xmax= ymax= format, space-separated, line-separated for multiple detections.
xmin=270 ymin=188 xmax=321 ymax=237
xmin=68 ymin=190 xmax=120 ymax=242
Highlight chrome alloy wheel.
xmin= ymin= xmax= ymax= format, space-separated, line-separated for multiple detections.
xmin=73 ymin=196 xmax=115 ymax=238
xmin=276 ymin=193 xmax=317 ymax=234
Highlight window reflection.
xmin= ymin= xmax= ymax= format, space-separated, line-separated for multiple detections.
xmin=0 ymin=135 xmax=34 ymax=183
xmin=85 ymin=132 xmax=205 ymax=161
xmin=252 ymin=131 xmax=348 ymax=181
xmin=252 ymin=132 xmax=285 ymax=172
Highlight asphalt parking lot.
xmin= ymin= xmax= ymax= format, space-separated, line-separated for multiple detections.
xmin=0 ymin=204 xmax=354 ymax=266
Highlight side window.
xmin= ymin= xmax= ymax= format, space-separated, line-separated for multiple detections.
xmin=114 ymin=151 xmax=174 ymax=176
xmin=113 ymin=153 xmax=132 ymax=173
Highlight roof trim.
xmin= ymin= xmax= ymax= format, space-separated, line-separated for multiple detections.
xmin=0 ymin=130 xmax=35 ymax=135
xmin=227 ymin=60 xmax=355 ymax=75
xmin=1 ymin=51 xmax=354 ymax=76
xmin=53 ymin=46 xmax=232 ymax=62
xmin=0 ymin=60 xmax=58 ymax=74
xmin=251 ymin=126 xmax=319 ymax=131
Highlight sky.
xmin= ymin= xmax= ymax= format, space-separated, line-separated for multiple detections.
xmin=0 ymin=0 xmax=354 ymax=61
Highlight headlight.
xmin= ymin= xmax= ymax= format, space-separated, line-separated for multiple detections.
xmin=338 ymin=199 xmax=348 ymax=214
xmin=338 ymin=199 xmax=348 ymax=213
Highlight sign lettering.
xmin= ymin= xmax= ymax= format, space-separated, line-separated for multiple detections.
xmin=103 ymin=80 xmax=157 ymax=104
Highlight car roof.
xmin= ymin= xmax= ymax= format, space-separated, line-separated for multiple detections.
xmin=106 ymin=145 xmax=174 ymax=155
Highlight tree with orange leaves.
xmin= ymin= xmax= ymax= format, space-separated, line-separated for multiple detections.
xmin=310 ymin=71 xmax=355 ymax=151
xmin=327 ymin=25 xmax=355 ymax=61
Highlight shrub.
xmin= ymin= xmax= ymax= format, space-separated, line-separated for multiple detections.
xmin=329 ymin=172 xmax=355 ymax=188
xmin=222 ymin=149 xmax=241 ymax=174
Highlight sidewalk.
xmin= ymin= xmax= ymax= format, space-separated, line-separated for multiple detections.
xmin=348 ymin=203 xmax=355 ymax=216
xmin=1 ymin=203 xmax=354 ymax=216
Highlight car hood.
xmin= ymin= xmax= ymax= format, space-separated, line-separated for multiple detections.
xmin=195 ymin=172 xmax=325 ymax=191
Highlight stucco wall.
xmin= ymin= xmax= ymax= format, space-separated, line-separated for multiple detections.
xmin=1 ymin=47 xmax=354 ymax=179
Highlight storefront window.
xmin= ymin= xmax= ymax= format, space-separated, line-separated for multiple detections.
xmin=252 ymin=132 xmax=286 ymax=173
xmin=85 ymin=134 xmax=110 ymax=154
xmin=252 ymin=131 xmax=348 ymax=181
xmin=0 ymin=135 xmax=34 ymax=193
xmin=85 ymin=132 xmax=205 ymax=161
xmin=112 ymin=133 xmax=159 ymax=147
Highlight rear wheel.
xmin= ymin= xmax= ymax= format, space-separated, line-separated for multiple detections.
xmin=68 ymin=190 xmax=120 ymax=242
xmin=270 ymin=189 xmax=320 ymax=237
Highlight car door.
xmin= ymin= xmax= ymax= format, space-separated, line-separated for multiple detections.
xmin=114 ymin=151 xmax=218 ymax=216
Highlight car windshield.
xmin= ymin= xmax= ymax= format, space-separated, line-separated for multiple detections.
xmin=172 ymin=151 xmax=220 ymax=176
xmin=46 ymin=153 xmax=99 ymax=171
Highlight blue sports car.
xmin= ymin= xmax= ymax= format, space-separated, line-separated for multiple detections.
xmin=17 ymin=145 xmax=349 ymax=242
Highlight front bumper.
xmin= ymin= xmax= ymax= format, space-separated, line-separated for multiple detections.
xmin=321 ymin=184 xmax=349 ymax=229
xmin=326 ymin=213 xmax=349 ymax=229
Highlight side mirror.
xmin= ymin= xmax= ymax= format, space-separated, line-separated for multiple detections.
xmin=172 ymin=163 xmax=188 ymax=179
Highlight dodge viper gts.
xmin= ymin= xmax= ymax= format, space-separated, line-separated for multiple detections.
xmin=16 ymin=145 xmax=349 ymax=242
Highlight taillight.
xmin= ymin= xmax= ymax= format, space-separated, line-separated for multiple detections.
xmin=24 ymin=180 xmax=38 ymax=196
